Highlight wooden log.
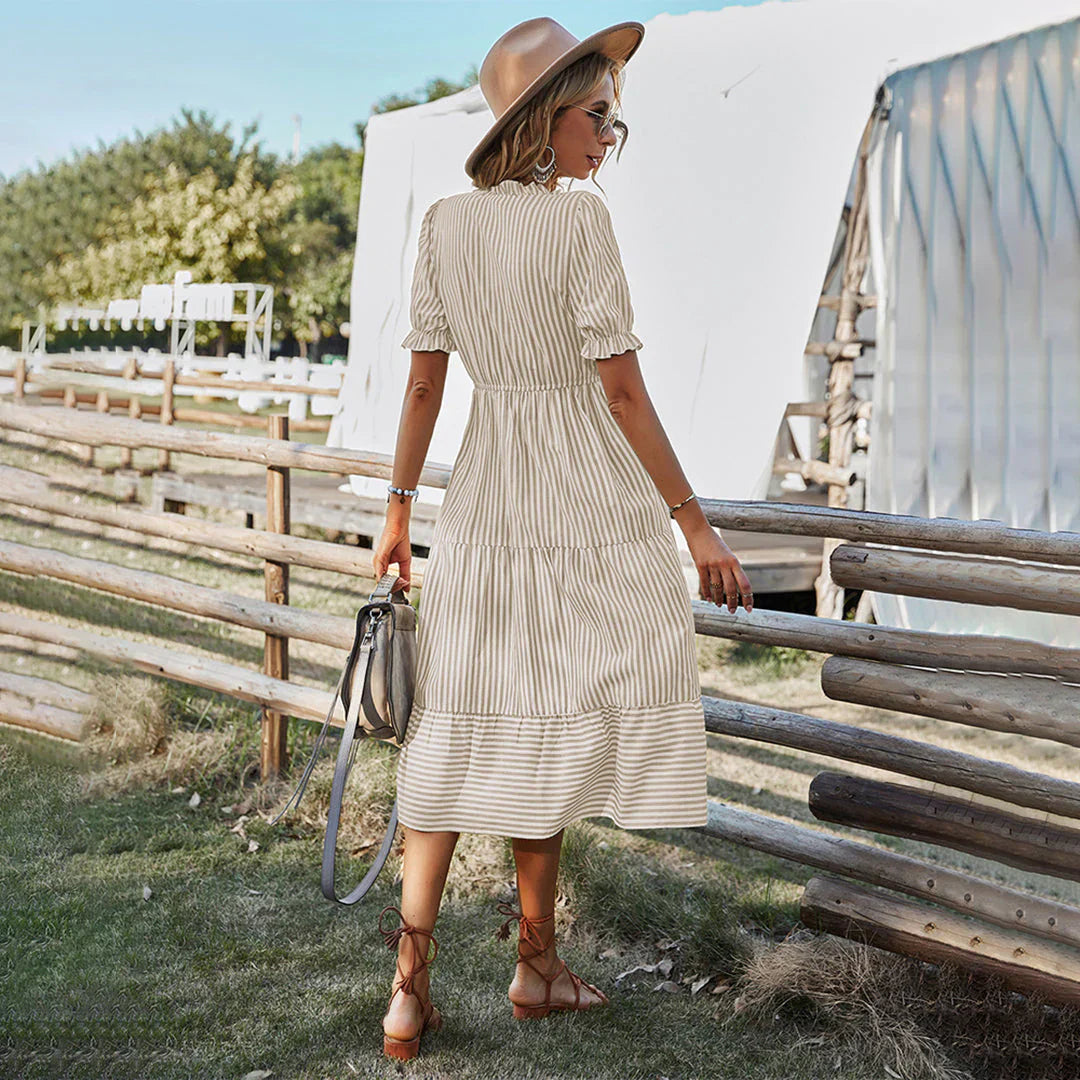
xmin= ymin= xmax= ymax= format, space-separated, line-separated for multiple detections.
xmin=0 ymin=402 xmax=453 ymax=486
xmin=809 ymin=771 xmax=1080 ymax=882
xmin=120 ymin=394 xmax=143 ymax=469
xmin=702 ymin=695 xmax=1080 ymax=820
xmin=159 ymin=358 xmax=175 ymax=471
xmin=14 ymin=355 xmax=26 ymax=401
xmin=29 ymin=390 xmax=162 ymax=415
xmin=703 ymin=801 xmax=1080 ymax=951
xmin=800 ymin=876 xmax=1080 ymax=1008
xmin=771 ymin=457 xmax=856 ymax=486
xmin=821 ymin=655 xmax=1080 ymax=747
xmin=15 ymin=357 xmax=341 ymax=394
xmin=61 ymin=385 xmax=94 ymax=464
xmin=25 ymin=357 xmax=134 ymax=377
xmin=172 ymin=406 xmax=330 ymax=432
xmin=262 ymin=414 xmax=290 ymax=779
xmin=0 ymin=538 xmax=354 ymax=649
xmin=92 ymin=388 xmax=110 ymax=469
xmin=0 ymin=610 xmax=345 ymax=726
xmin=0 ymin=464 xmax=376 ymax=576
xmin=692 ymin=605 xmax=1080 ymax=679
xmin=817 ymin=293 xmax=878 ymax=311
xmin=173 ymin=373 xmax=340 ymax=396
xmin=804 ymin=340 xmax=871 ymax=358
xmin=0 ymin=690 xmax=85 ymax=741
xmin=831 ymin=544 xmax=1080 ymax=617
xmin=0 ymin=670 xmax=94 ymax=712
xmin=693 ymin=500 xmax=1080 ymax=567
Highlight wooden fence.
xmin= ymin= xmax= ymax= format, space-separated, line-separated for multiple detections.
xmin=0 ymin=349 xmax=345 ymax=472
xmin=3 ymin=399 xmax=1080 ymax=1005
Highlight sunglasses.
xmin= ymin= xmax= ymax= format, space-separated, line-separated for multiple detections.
xmin=569 ymin=103 xmax=623 ymax=138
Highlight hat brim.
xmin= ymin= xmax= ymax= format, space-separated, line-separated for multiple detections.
xmin=464 ymin=21 xmax=645 ymax=181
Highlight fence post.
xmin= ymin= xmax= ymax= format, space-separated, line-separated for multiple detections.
xmin=261 ymin=414 xmax=290 ymax=779
xmin=93 ymin=389 xmax=110 ymax=469
xmin=119 ymin=356 xmax=139 ymax=472
xmin=63 ymin=383 xmax=94 ymax=465
xmin=159 ymin=358 xmax=175 ymax=472
xmin=14 ymin=355 xmax=25 ymax=402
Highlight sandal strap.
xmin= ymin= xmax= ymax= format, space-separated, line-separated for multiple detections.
xmin=494 ymin=900 xmax=553 ymax=952
xmin=494 ymin=902 xmax=608 ymax=1010
xmin=379 ymin=904 xmax=438 ymax=1000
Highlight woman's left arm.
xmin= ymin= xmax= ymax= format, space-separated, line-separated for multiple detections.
xmin=371 ymin=350 xmax=449 ymax=593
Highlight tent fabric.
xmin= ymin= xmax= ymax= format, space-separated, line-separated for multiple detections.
xmin=865 ymin=15 xmax=1080 ymax=645
xmin=330 ymin=0 xmax=1080 ymax=640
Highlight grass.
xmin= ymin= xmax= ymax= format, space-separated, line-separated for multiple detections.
xmin=3 ymin=422 xmax=1080 ymax=1078
xmin=3 ymin=725 xmax=978 ymax=1080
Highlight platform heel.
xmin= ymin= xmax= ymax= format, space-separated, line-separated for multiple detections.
xmin=494 ymin=900 xmax=609 ymax=1019
xmin=379 ymin=905 xmax=443 ymax=1059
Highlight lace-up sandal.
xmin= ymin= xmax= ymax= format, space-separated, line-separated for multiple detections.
xmin=379 ymin=905 xmax=444 ymax=1059
xmin=494 ymin=900 xmax=609 ymax=1020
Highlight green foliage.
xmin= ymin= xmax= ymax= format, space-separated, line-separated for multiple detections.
xmin=0 ymin=66 xmax=478 ymax=353
xmin=727 ymin=641 xmax=818 ymax=680
xmin=37 ymin=156 xmax=299 ymax=349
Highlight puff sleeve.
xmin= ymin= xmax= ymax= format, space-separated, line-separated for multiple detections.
xmin=567 ymin=191 xmax=644 ymax=360
xmin=400 ymin=198 xmax=456 ymax=353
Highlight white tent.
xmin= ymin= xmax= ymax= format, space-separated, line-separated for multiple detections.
xmin=330 ymin=0 xmax=1080 ymax=640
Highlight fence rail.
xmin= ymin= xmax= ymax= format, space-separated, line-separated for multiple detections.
xmin=3 ymin=401 xmax=1080 ymax=1005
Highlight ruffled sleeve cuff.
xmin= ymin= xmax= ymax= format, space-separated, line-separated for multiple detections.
xmin=401 ymin=327 xmax=456 ymax=353
xmin=579 ymin=329 xmax=644 ymax=361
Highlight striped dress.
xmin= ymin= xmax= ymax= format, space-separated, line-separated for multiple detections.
xmin=394 ymin=177 xmax=707 ymax=837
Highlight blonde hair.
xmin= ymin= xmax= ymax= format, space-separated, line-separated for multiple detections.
xmin=471 ymin=52 xmax=631 ymax=196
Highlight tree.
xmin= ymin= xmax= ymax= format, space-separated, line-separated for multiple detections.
xmin=38 ymin=155 xmax=298 ymax=351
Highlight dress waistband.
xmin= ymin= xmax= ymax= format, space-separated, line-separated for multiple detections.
xmin=472 ymin=375 xmax=599 ymax=392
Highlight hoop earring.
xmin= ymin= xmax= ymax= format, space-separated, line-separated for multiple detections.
xmin=532 ymin=145 xmax=556 ymax=184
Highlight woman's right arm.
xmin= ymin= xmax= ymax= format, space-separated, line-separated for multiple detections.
xmin=371 ymin=349 xmax=448 ymax=593
xmin=596 ymin=349 xmax=753 ymax=614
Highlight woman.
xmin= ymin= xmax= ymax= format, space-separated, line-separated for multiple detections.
xmin=371 ymin=16 xmax=753 ymax=1060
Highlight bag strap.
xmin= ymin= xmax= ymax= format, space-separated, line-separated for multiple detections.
xmin=321 ymin=628 xmax=394 ymax=905
xmin=267 ymin=619 xmax=399 ymax=906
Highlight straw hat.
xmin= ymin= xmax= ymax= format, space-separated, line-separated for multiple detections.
xmin=464 ymin=17 xmax=645 ymax=180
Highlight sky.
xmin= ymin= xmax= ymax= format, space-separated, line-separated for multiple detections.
xmin=1 ymin=0 xmax=774 ymax=181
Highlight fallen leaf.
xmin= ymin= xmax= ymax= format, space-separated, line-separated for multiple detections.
xmin=690 ymin=974 xmax=713 ymax=994
xmin=653 ymin=980 xmax=681 ymax=993
xmin=616 ymin=963 xmax=659 ymax=981
xmin=247 ymin=839 xmax=259 ymax=853
xmin=188 ymin=791 xmax=201 ymax=809
xmin=142 ymin=885 xmax=152 ymax=901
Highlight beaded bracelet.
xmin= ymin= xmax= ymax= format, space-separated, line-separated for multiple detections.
xmin=387 ymin=484 xmax=420 ymax=504
xmin=668 ymin=492 xmax=696 ymax=517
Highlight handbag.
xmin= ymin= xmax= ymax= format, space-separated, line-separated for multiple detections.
xmin=268 ymin=570 xmax=417 ymax=906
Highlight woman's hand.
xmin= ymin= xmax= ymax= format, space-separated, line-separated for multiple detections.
xmin=683 ymin=523 xmax=753 ymax=614
xmin=371 ymin=522 xmax=413 ymax=594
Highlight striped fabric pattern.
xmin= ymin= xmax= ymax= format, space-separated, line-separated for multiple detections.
xmin=395 ymin=178 xmax=707 ymax=837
